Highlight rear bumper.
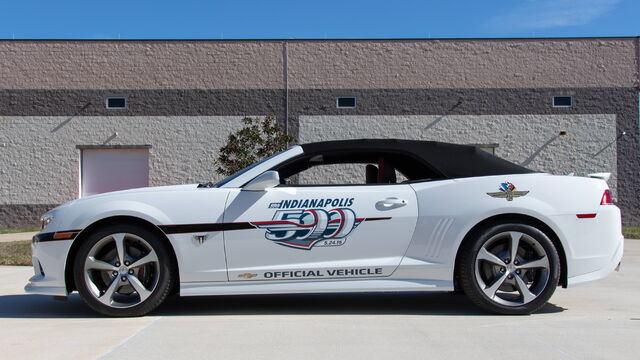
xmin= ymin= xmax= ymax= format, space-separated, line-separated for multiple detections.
xmin=554 ymin=205 xmax=624 ymax=287
xmin=567 ymin=233 xmax=624 ymax=287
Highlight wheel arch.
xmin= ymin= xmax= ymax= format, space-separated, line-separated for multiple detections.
xmin=64 ymin=215 xmax=179 ymax=294
xmin=453 ymin=213 xmax=568 ymax=290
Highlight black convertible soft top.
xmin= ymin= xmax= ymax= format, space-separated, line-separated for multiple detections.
xmin=300 ymin=139 xmax=534 ymax=179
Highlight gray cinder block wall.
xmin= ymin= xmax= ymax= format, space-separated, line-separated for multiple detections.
xmin=0 ymin=38 xmax=638 ymax=227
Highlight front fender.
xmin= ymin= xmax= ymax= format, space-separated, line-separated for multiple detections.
xmin=64 ymin=200 xmax=172 ymax=232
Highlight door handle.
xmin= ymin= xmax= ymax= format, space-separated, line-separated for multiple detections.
xmin=376 ymin=197 xmax=407 ymax=210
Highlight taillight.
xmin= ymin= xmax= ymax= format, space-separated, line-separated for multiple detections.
xmin=600 ymin=189 xmax=613 ymax=205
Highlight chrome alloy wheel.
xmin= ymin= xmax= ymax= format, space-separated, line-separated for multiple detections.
xmin=474 ymin=231 xmax=550 ymax=307
xmin=83 ymin=233 xmax=160 ymax=308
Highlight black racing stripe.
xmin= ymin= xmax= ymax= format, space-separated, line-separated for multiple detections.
xmin=33 ymin=230 xmax=82 ymax=243
xmin=33 ymin=232 xmax=55 ymax=242
xmin=158 ymin=217 xmax=392 ymax=235
xmin=32 ymin=218 xmax=392 ymax=242
xmin=158 ymin=222 xmax=254 ymax=234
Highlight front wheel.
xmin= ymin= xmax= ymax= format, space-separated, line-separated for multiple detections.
xmin=73 ymin=224 xmax=174 ymax=317
xmin=459 ymin=223 xmax=561 ymax=315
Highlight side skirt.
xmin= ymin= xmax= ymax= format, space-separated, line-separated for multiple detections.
xmin=180 ymin=279 xmax=454 ymax=297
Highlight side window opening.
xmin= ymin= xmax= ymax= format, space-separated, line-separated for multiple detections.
xmin=273 ymin=151 xmax=437 ymax=186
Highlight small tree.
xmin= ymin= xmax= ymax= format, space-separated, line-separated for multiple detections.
xmin=215 ymin=115 xmax=293 ymax=176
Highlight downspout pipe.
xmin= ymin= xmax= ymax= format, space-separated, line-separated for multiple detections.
xmin=283 ymin=41 xmax=289 ymax=143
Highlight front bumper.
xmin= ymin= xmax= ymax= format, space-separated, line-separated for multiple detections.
xmin=24 ymin=234 xmax=74 ymax=297
xmin=24 ymin=280 xmax=67 ymax=297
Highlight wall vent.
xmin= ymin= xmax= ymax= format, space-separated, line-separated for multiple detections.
xmin=106 ymin=97 xmax=127 ymax=109
xmin=336 ymin=97 xmax=356 ymax=109
xmin=553 ymin=96 xmax=572 ymax=107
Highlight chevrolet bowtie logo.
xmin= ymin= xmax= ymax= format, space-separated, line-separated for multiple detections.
xmin=238 ymin=273 xmax=258 ymax=279
xmin=487 ymin=181 xmax=529 ymax=201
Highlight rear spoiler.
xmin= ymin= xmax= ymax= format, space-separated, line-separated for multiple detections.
xmin=588 ymin=172 xmax=611 ymax=182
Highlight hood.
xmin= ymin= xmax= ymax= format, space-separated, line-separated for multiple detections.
xmin=82 ymin=184 xmax=200 ymax=199
xmin=53 ymin=184 xmax=202 ymax=210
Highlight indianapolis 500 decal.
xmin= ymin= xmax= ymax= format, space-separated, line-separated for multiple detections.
xmin=251 ymin=207 xmax=362 ymax=250
xmin=250 ymin=197 xmax=389 ymax=250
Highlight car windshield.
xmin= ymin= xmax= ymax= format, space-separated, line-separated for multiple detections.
xmin=213 ymin=150 xmax=288 ymax=188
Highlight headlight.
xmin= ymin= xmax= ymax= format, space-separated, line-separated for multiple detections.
xmin=40 ymin=214 xmax=54 ymax=230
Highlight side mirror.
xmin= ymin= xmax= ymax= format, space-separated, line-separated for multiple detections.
xmin=243 ymin=171 xmax=280 ymax=191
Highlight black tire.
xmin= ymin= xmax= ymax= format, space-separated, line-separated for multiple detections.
xmin=459 ymin=223 xmax=560 ymax=315
xmin=73 ymin=224 xmax=175 ymax=317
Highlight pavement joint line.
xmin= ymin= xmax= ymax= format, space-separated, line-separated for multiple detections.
xmin=97 ymin=316 xmax=162 ymax=359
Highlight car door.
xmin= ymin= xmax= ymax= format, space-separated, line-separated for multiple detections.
xmin=222 ymin=184 xmax=418 ymax=281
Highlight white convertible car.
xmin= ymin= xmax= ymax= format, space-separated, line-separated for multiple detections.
xmin=26 ymin=139 xmax=623 ymax=316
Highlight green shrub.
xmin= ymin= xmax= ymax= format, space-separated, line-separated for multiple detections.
xmin=215 ymin=115 xmax=293 ymax=176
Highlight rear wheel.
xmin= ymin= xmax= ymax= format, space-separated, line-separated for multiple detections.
xmin=459 ymin=223 xmax=560 ymax=315
xmin=73 ymin=224 xmax=174 ymax=317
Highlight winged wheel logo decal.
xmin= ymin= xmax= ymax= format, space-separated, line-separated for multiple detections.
xmin=487 ymin=182 xmax=529 ymax=201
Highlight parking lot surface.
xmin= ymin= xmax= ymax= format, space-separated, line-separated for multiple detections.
xmin=1 ymin=240 xmax=638 ymax=360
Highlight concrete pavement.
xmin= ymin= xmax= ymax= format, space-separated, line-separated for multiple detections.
xmin=0 ymin=241 xmax=638 ymax=359
xmin=0 ymin=232 xmax=38 ymax=243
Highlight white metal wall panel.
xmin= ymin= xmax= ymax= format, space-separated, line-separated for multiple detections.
xmin=81 ymin=149 xmax=149 ymax=197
